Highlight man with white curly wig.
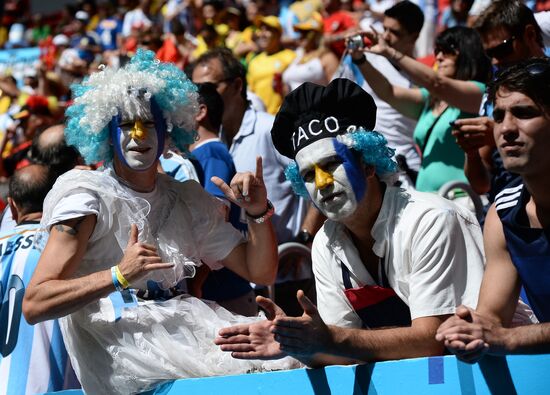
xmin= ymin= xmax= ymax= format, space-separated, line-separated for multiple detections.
xmin=21 ymin=50 xmax=298 ymax=394
xmin=215 ymin=79 xmax=488 ymax=366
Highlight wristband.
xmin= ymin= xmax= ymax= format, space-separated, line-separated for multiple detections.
xmin=352 ymin=55 xmax=366 ymax=65
xmin=246 ymin=200 xmax=275 ymax=224
xmin=114 ymin=265 xmax=130 ymax=289
xmin=296 ymin=229 xmax=313 ymax=244
xmin=111 ymin=266 xmax=124 ymax=292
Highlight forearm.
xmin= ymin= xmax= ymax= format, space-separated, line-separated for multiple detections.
xmin=492 ymin=324 xmax=550 ymax=355
xmin=356 ymin=59 xmax=397 ymax=105
xmin=299 ymin=352 xmax=360 ymax=368
xmin=325 ymin=324 xmax=445 ymax=362
xmin=23 ymin=268 xmax=115 ymax=324
xmin=389 ymin=49 xmax=439 ymax=90
xmin=245 ymin=219 xmax=278 ymax=285
xmin=464 ymin=151 xmax=491 ymax=195
xmin=301 ymin=206 xmax=325 ymax=236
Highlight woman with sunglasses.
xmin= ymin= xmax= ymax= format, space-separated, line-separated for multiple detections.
xmin=349 ymin=26 xmax=492 ymax=192
xmin=281 ymin=13 xmax=339 ymax=94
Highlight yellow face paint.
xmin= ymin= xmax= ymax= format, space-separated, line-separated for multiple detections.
xmin=129 ymin=119 xmax=147 ymax=140
xmin=314 ymin=164 xmax=334 ymax=189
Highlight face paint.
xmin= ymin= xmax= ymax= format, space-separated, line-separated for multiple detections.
xmin=109 ymin=97 xmax=167 ymax=171
xmin=117 ymin=117 xmax=158 ymax=170
xmin=295 ymin=138 xmax=366 ymax=221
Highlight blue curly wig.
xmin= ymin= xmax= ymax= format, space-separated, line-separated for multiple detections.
xmin=65 ymin=49 xmax=199 ymax=165
xmin=285 ymin=128 xmax=397 ymax=198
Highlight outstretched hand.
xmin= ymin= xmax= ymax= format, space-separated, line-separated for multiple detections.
xmin=118 ymin=224 xmax=174 ymax=284
xmin=211 ymin=156 xmax=268 ymax=216
xmin=271 ymin=290 xmax=332 ymax=359
xmin=214 ymin=296 xmax=287 ymax=360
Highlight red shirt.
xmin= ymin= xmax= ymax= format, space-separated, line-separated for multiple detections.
xmin=323 ymin=11 xmax=357 ymax=57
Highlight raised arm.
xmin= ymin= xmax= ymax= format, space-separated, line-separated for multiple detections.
xmin=348 ymin=47 xmax=424 ymax=120
xmin=213 ymin=156 xmax=278 ymax=285
xmin=23 ymin=217 xmax=172 ymax=323
xmin=361 ymin=30 xmax=485 ymax=114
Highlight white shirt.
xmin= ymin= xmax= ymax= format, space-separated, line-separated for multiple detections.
xmin=312 ymin=186 xmax=485 ymax=328
xmin=535 ymin=11 xmax=550 ymax=49
xmin=122 ymin=9 xmax=153 ymax=37
xmin=336 ymin=54 xmax=420 ymax=172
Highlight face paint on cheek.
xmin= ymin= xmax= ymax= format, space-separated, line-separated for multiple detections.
xmin=109 ymin=114 xmax=130 ymax=167
xmin=332 ymin=139 xmax=366 ymax=202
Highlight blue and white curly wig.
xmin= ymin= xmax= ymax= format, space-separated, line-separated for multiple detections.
xmin=284 ymin=128 xmax=398 ymax=198
xmin=65 ymin=49 xmax=199 ymax=164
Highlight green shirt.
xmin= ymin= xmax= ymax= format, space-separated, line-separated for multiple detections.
xmin=413 ymin=81 xmax=485 ymax=192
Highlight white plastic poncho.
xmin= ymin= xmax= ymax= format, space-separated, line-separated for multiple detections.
xmin=38 ymin=168 xmax=300 ymax=394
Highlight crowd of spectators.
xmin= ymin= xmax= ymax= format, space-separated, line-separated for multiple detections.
xmin=1 ymin=0 xmax=550 ymax=393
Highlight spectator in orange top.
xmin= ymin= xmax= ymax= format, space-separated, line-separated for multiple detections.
xmin=156 ymin=19 xmax=195 ymax=69
xmin=323 ymin=0 xmax=358 ymax=57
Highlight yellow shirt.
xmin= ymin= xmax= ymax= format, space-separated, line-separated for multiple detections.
xmin=247 ymin=49 xmax=296 ymax=114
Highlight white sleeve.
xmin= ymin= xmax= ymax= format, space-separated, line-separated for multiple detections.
xmin=408 ymin=209 xmax=483 ymax=320
xmin=535 ymin=11 xmax=550 ymax=49
xmin=46 ymin=189 xmax=109 ymax=241
xmin=312 ymin=230 xmax=362 ymax=328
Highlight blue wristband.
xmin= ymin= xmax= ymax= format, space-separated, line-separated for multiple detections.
xmin=111 ymin=266 xmax=123 ymax=292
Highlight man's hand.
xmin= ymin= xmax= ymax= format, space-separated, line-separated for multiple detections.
xmin=451 ymin=117 xmax=495 ymax=154
xmin=118 ymin=224 xmax=174 ymax=284
xmin=436 ymin=305 xmax=508 ymax=363
xmin=212 ymin=156 xmax=268 ymax=217
xmin=271 ymin=290 xmax=333 ymax=358
xmin=215 ymin=296 xmax=287 ymax=360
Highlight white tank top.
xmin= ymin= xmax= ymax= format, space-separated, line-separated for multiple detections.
xmin=282 ymin=48 xmax=326 ymax=91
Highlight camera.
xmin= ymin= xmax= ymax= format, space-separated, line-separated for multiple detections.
xmin=347 ymin=34 xmax=365 ymax=51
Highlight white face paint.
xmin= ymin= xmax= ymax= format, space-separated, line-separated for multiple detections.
xmin=118 ymin=118 xmax=158 ymax=170
xmin=295 ymin=138 xmax=365 ymax=221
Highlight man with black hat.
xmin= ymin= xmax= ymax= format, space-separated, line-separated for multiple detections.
xmin=215 ymin=79 xmax=486 ymax=365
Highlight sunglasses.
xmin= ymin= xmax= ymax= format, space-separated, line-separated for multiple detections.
xmin=485 ymin=36 xmax=516 ymax=60
xmin=525 ymin=62 xmax=550 ymax=77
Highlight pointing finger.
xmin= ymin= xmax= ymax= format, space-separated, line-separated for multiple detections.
xmin=255 ymin=156 xmax=264 ymax=181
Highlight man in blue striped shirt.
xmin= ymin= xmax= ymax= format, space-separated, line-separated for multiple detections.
xmin=0 ymin=165 xmax=79 ymax=394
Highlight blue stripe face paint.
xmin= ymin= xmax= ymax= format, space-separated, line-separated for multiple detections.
xmin=332 ymin=138 xmax=366 ymax=203
xmin=109 ymin=96 xmax=167 ymax=171
xmin=295 ymin=138 xmax=366 ymax=221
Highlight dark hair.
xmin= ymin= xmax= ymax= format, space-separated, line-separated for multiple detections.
xmin=170 ymin=18 xmax=186 ymax=36
xmin=30 ymin=125 xmax=81 ymax=177
xmin=435 ymin=26 xmax=492 ymax=83
xmin=489 ymin=57 xmax=550 ymax=111
xmin=474 ymin=0 xmax=543 ymax=49
xmin=196 ymin=82 xmax=224 ymax=130
xmin=384 ymin=1 xmax=424 ymax=35
xmin=9 ymin=164 xmax=54 ymax=215
xmin=193 ymin=48 xmax=247 ymax=100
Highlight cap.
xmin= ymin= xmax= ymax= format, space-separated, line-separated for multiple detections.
xmin=293 ymin=12 xmax=323 ymax=32
xmin=271 ymin=78 xmax=377 ymax=159
xmin=53 ymin=34 xmax=70 ymax=46
xmin=75 ymin=10 xmax=89 ymax=21
xmin=255 ymin=15 xmax=282 ymax=33
xmin=13 ymin=95 xmax=52 ymax=120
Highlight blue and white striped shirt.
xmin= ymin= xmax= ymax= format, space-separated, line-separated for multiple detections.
xmin=0 ymin=222 xmax=78 ymax=395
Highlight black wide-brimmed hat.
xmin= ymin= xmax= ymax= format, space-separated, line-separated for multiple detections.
xmin=271 ymin=78 xmax=377 ymax=159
